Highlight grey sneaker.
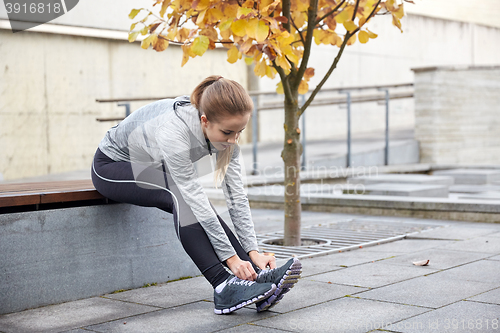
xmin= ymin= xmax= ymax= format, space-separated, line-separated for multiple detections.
xmin=213 ymin=275 xmax=276 ymax=315
xmin=255 ymin=257 xmax=302 ymax=312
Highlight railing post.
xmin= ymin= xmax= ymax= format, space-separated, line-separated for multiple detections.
xmin=378 ymin=88 xmax=390 ymax=165
xmin=251 ymin=96 xmax=259 ymax=175
xmin=117 ymin=102 xmax=131 ymax=117
xmin=341 ymin=91 xmax=352 ymax=168
xmin=300 ymin=94 xmax=306 ymax=171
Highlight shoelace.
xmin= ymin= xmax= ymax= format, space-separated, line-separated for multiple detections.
xmin=229 ymin=277 xmax=256 ymax=287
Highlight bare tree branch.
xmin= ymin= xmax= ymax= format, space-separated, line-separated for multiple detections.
xmin=282 ymin=0 xmax=291 ymax=33
xmin=315 ymin=0 xmax=346 ymax=26
xmin=299 ymin=0 xmax=382 ymax=116
xmin=351 ymin=0 xmax=360 ymax=21
xmin=273 ymin=61 xmax=294 ymax=104
xmin=299 ymin=32 xmax=351 ymax=115
xmin=295 ymin=0 xmax=319 ymax=88
xmin=290 ymin=16 xmax=306 ymax=46
xmin=353 ymin=0 xmax=381 ymax=33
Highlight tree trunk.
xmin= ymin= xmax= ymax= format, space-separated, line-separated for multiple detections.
xmin=282 ymin=88 xmax=302 ymax=246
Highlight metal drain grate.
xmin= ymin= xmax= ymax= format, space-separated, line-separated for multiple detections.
xmin=257 ymin=219 xmax=448 ymax=260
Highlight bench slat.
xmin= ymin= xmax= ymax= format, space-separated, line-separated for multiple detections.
xmin=40 ymin=189 xmax=104 ymax=204
xmin=0 ymin=193 xmax=41 ymax=207
xmin=0 ymin=179 xmax=106 ymax=208
xmin=0 ymin=180 xmax=95 ymax=193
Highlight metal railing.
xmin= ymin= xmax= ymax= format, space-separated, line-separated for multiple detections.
xmin=96 ymin=82 xmax=414 ymax=175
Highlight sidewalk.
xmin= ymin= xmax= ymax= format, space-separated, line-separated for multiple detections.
xmin=0 ymin=209 xmax=499 ymax=333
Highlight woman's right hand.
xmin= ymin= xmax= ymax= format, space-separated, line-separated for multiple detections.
xmin=226 ymin=255 xmax=257 ymax=281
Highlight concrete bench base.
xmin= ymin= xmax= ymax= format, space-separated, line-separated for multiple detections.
xmin=0 ymin=204 xmax=200 ymax=315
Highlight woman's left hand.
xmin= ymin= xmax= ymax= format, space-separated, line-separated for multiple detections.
xmin=248 ymin=250 xmax=276 ymax=270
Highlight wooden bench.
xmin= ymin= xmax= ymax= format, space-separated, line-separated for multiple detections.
xmin=0 ymin=178 xmax=199 ymax=315
xmin=0 ymin=179 xmax=110 ymax=214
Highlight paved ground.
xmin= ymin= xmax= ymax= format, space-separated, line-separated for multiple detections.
xmin=1 ymin=209 xmax=499 ymax=333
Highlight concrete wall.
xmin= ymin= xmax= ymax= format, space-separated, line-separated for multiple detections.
xmin=413 ymin=66 xmax=500 ymax=165
xmin=258 ymin=14 xmax=500 ymax=143
xmin=0 ymin=203 xmax=201 ymax=315
xmin=0 ymin=30 xmax=249 ymax=181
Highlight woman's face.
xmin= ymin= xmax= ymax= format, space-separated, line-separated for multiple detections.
xmin=201 ymin=112 xmax=251 ymax=151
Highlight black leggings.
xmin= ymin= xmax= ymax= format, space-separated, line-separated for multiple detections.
xmin=91 ymin=148 xmax=257 ymax=288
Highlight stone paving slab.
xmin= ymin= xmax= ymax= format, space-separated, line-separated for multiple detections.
xmin=377 ymin=248 xmax=492 ymax=270
xmin=458 ymin=191 xmax=500 ymax=201
xmin=357 ymin=183 xmax=449 ymax=198
xmin=441 ymin=236 xmax=500 ymax=253
xmin=104 ymin=276 xmax=213 ymax=308
xmin=300 ymin=250 xmax=396 ymax=277
xmin=357 ymin=273 xmax=498 ymax=309
xmin=361 ymin=239 xmax=455 ymax=254
xmin=435 ymin=259 xmax=500 ymax=285
xmin=450 ymin=184 xmax=500 ymax=193
xmin=395 ymin=301 xmax=500 ymax=333
xmin=264 ymin=279 xmax=366 ymax=314
xmin=348 ymin=174 xmax=454 ymax=186
xmin=433 ymin=169 xmax=500 ymax=185
xmin=85 ymin=301 xmax=276 ymax=333
xmin=467 ymin=287 xmax=500 ymax=305
xmin=408 ymin=225 xmax=499 ymax=240
xmin=253 ymin=297 xmax=429 ymax=333
xmin=489 ymin=254 xmax=500 ymax=261
xmin=0 ymin=297 xmax=160 ymax=333
xmin=306 ymin=262 xmax=438 ymax=288
xmin=216 ymin=324 xmax=290 ymax=332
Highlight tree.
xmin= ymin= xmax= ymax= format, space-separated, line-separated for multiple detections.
xmin=128 ymin=0 xmax=409 ymax=246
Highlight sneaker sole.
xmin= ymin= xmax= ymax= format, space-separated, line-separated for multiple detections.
xmin=214 ymin=283 xmax=277 ymax=315
xmin=256 ymin=258 xmax=302 ymax=312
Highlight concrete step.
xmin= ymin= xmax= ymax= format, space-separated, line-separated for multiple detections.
xmin=432 ymin=169 xmax=500 ymax=185
xmin=348 ymin=174 xmax=454 ymax=186
xmin=458 ymin=191 xmax=500 ymax=201
xmin=350 ymin=183 xmax=449 ymax=198
xmin=450 ymin=185 xmax=500 ymax=193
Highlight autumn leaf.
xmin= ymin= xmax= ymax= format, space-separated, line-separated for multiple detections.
xmin=298 ymin=80 xmax=309 ymax=94
xmin=227 ymin=45 xmax=241 ymax=63
xmin=393 ymin=3 xmax=405 ymax=19
xmin=343 ymin=20 xmax=358 ymax=32
xmin=358 ymin=30 xmax=369 ymax=43
xmin=304 ymin=67 xmax=315 ymax=81
xmin=141 ymin=34 xmax=157 ymax=49
xmin=153 ymin=36 xmax=169 ymax=51
xmin=244 ymin=56 xmax=253 ymax=65
xmin=255 ymin=20 xmax=270 ymax=42
xmin=193 ymin=0 xmax=210 ymax=11
xmin=335 ymin=7 xmax=354 ymax=24
xmin=181 ymin=44 xmax=190 ymax=66
xmin=276 ymin=81 xmax=284 ymax=94
xmin=219 ymin=19 xmax=233 ymax=31
xmin=392 ymin=15 xmax=403 ymax=32
xmin=191 ymin=36 xmax=210 ymax=56
xmin=232 ymin=19 xmax=247 ymax=37
xmin=128 ymin=31 xmax=140 ymax=43
xmin=237 ymin=7 xmax=253 ymax=19
xmin=413 ymin=259 xmax=430 ymax=266
xmin=129 ymin=8 xmax=141 ymax=20
xmin=366 ymin=28 xmax=378 ymax=38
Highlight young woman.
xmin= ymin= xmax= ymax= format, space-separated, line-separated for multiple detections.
xmin=91 ymin=75 xmax=301 ymax=314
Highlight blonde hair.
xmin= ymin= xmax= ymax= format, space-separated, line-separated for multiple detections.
xmin=191 ymin=75 xmax=253 ymax=186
